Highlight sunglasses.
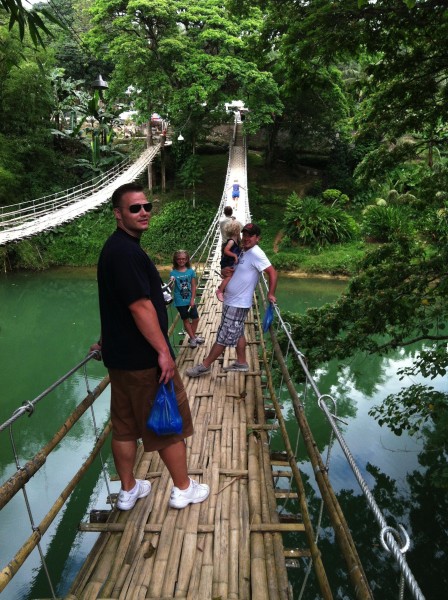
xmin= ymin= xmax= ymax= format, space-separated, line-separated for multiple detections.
xmin=122 ymin=203 xmax=153 ymax=214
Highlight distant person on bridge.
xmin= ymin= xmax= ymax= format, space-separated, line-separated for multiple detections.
xmin=230 ymin=179 xmax=244 ymax=200
xmin=90 ymin=182 xmax=209 ymax=511
xmin=216 ymin=220 xmax=242 ymax=302
xmin=186 ymin=222 xmax=277 ymax=377
xmin=170 ymin=250 xmax=205 ymax=348
xmin=228 ymin=179 xmax=245 ymax=209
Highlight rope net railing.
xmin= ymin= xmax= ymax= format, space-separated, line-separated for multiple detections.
xmin=0 ymin=159 xmax=132 ymax=223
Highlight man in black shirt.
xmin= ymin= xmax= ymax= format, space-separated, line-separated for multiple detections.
xmin=91 ymin=183 xmax=209 ymax=510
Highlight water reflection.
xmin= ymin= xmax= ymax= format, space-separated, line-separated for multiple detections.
xmin=272 ymin=276 xmax=447 ymax=599
xmin=0 ymin=269 xmax=110 ymax=600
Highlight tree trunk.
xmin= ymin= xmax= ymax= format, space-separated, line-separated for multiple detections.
xmin=264 ymin=118 xmax=281 ymax=167
xmin=161 ymin=146 xmax=166 ymax=192
xmin=147 ymin=111 xmax=154 ymax=191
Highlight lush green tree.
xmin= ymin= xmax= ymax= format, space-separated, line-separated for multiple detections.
xmin=229 ymin=0 xmax=354 ymax=164
xmin=0 ymin=17 xmax=84 ymax=202
xmin=85 ymin=0 xmax=282 ymax=148
xmin=266 ymin=1 xmax=447 ymax=153
xmin=42 ymin=0 xmax=111 ymax=85
xmin=283 ymin=233 xmax=448 ymax=442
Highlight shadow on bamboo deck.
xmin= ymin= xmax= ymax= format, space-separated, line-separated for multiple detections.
xmin=67 ymin=261 xmax=302 ymax=600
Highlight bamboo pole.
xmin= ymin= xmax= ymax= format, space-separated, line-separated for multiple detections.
xmin=256 ymin=396 xmax=289 ymax=597
xmin=228 ymin=400 xmax=242 ymax=599
xmin=79 ymin=523 xmax=215 ymax=533
xmin=237 ymin=340 xmax=251 ymax=600
xmin=118 ymin=541 xmax=147 ymax=600
xmin=161 ymin=507 xmax=189 ymax=597
xmin=216 ymin=394 xmax=233 ymax=596
xmin=69 ymin=514 xmax=121 ymax=598
xmin=0 ymin=422 xmax=112 ymax=592
xmin=0 ymin=375 xmax=110 ymax=509
xmin=238 ymin=480 xmax=250 ymax=599
xmin=267 ymin=306 xmax=374 ymax=599
xmin=245 ymin=369 xmax=270 ymax=600
xmin=197 ymin=459 xmax=219 ymax=599
xmin=147 ymin=510 xmax=178 ymax=597
xmin=124 ymin=540 xmax=156 ymax=599
xmin=250 ymin=363 xmax=282 ymax=600
xmin=109 ymin=491 xmax=154 ymax=597
xmin=212 ymin=467 xmax=223 ymax=599
xmin=174 ymin=509 xmax=201 ymax=596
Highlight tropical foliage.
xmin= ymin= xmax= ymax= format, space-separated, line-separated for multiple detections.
xmin=0 ymin=0 xmax=59 ymax=46
xmin=283 ymin=192 xmax=358 ymax=247
xmin=146 ymin=200 xmax=215 ymax=261
xmin=361 ymin=205 xmax=413 ymax=242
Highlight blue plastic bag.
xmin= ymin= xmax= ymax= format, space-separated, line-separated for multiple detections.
xmin=262 ymin=302 xmax=275 ymax=333
xmin=147 ymin=380 xmax=183 ymax=435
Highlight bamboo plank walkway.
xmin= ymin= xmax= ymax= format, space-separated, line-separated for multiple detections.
xmin=68 ymin=257 xmax=299 ymax=599
xmin=66 ymin=122 xmax=301 ymax=599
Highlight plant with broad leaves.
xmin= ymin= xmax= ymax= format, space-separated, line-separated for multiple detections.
xmin=283 ymin=192 xmax=358 ymax=247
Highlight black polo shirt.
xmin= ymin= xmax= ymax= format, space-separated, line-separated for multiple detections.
xmin=97 ymin=228 xmax=173 ymax=370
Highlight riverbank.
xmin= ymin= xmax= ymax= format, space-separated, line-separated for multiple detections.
xmin=0 ymin=151 xmax=367 ymax=276
xmin=275 ymin=270 xmax=350 ymax=280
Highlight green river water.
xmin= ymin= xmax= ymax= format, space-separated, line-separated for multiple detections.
xmin=0 ymin=268 xmax=446 ymax=600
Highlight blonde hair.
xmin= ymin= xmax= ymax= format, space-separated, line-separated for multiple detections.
xmin=172 ymin=250 xmax=191 ymax=269
xmin=224 ymin=220 xmax=241 ymax=239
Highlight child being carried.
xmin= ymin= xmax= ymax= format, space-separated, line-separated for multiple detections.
xmin=216 ymin=220 xmax=242 ymax=302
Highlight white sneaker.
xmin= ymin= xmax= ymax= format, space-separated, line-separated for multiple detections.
xmin=116 ymin=479 xmax=151 ymax=510
xmin=188 ymin=337 xmax=198 ymax=348
xmin=169 ymin=478 xmax=210 ymax=509
xmin=195 ymin=336 xmax=205 ymax=344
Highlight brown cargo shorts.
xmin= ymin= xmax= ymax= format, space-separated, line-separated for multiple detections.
xmin=108 ymin=366 xmax=193 ymax=451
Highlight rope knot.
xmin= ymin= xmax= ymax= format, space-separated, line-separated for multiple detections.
xmin=22 ymin=401 xmax=35 ymax=417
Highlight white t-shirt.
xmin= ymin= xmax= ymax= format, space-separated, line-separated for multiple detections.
xmin=224 ymin=244 xmax=271 ymax=308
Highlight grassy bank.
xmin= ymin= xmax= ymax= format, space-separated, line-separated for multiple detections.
xmin=0 ymin=149 xmax=367 ymax=276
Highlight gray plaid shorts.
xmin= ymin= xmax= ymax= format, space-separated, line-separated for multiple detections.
xmin=216 ymin=305 xmax=250 ymax=347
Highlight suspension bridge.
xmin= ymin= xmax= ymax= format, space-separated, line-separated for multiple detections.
xmin=0 ymin=121 xmax=425 ymax=599
xmin=0 ymin=144 xmax=161 ymax=246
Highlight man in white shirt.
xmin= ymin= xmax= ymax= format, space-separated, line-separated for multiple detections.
xmin=186 ymin=223 xmax=277 ymax=377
